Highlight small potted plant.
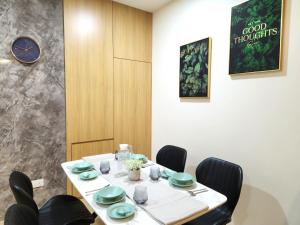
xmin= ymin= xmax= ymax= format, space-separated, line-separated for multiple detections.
xmin=126 ymin=159 xmax=143 ymax=181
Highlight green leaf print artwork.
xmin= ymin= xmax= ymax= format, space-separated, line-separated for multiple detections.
xmin=180 ymin=38 xmax=211 ymax=97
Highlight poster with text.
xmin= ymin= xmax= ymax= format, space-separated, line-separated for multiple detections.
xmin=229 ymin=0 xmax=283 ymax=75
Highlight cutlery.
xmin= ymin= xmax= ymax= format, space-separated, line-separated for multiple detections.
xmin=141 ymin=163 xmax=154 ymax=168
xmin=126 ymin=194 xmax=164 ymax=225
xmin=85 ymin=184 xmax=110 ymax=196
xmin=187 ymin=188 xmax=208 ymax=196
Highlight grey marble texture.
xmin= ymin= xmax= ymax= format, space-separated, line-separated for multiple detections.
xmin=0 ymin=0 xmax=65 ymax=219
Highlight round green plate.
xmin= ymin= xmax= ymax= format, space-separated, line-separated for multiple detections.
xmin=171 ymin=172 xmax=194 ymax=185
xmin=107 ymin=203 xmax=135 ymax=219
xmin=79 ymin=171 xmax=98 ymax=180
xmin=93 ymin=192 xmax=125 ymax=205
xmin=130 ymin=154 xmax=148 ymax=163
xmin=161 ymin=169 xmax=176 ymax=179
xmin=96 ymin=186 xmax=125 ymax=201
xmin=71 ymin=167 xmax=92 ymax=174
xmin=169 ymin=177 xmax=195 ymax=188
xmin=73 ymin=162 xmax=93 ymax=170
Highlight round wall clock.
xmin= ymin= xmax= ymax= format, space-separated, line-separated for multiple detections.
xmin=11 ymin=36 xmax=41 ymax=64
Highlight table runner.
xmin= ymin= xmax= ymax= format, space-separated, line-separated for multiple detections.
xmin=83 ymin=154 xmax=208 ymax=225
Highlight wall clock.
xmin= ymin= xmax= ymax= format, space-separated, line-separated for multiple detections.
xmin=11 ymin=36 xmax=41 ymax=64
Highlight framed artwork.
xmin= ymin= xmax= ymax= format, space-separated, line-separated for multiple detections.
xmin=179 ymin=37 xmax=211 ymax=97
xmin=229 ymin=0 xmax=284 ymax=75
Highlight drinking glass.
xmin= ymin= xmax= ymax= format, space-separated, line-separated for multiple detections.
xmin=100 ymin=160 xmax=110 ymax=174
xmin=150 ymin=165 xmax=160 ymax=180
xmin=133 ymin=185 xmax=148 ymax=204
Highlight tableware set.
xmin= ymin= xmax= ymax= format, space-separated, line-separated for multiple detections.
xmin=71 ymin=161 xmax=94 ymax=174
xmin=168 ymin=172 xmax=195 ymax=187
xmin=160 ymin=169 xmax=196 ymax=188
xmin=160 ymin=169 xmax=176 ymax=179
xmin=85 ymin=184 xmax=110 ymax=196
xmin=107 ymin=203 xmax=135 ymax=219
xmin=72 ymin=153 xmax=203 ymax=221
xmin=150 ymin=165 xmax=160 ymax=180
xmin=93 ymin=185 xmax=136 ymax=219
xmin=69 ymin=162 xmax=101 ymax=181
xmin=133 ymin=185 xmax=148 ymax=204
xmin=130 ymin=153 xmax=148 ymax=163
xmin=100 ymin=160 xmax=110 ymax=174
xmin=93 ymin=186 xmax=126 ymax=205
xmin=79 ymin=171 xmax=99 ymax=180
xmin=186 ymin=188 xmax=208 ymax=196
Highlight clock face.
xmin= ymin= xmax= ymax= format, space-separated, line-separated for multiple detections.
xmin=11 ymin=37 xmax=41 ymax=64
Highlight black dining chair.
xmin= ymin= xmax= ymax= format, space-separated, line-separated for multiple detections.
xmin=184 ymin=157 xmax=243 ymax=225
xmin=9 ymin=171 xmax=95 ymax=225
xmin=5 ymin=204 xmax=39 ymax=225
xmin=156 ymin=145 xmax=187 ymax=172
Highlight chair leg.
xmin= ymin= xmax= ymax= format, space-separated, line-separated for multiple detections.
xmin=92 ymin=212 xmax=97 ymax=220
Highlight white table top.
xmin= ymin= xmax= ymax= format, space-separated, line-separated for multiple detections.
xmin=61 ymin=154 xmax=226 ymax=225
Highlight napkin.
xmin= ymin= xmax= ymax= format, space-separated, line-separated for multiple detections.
xmin=79 ymin=176 xmax=110 ymax=194
xmin=83 ymin=153 xmax=114 ymax=163
xmin=141 ymin=195 xmax=208 ymax=225
xmin=104 ymin=162 xmax=209 ymax=225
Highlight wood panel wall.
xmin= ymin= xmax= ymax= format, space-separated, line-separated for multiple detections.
xmin=114 ymin=59 xmax=151 ymax=158
xmin=64 ymin=0 xmax=114 ymax=194
xmin=64 ymin=0 xmax=152 ymax=195
xmin=113 ymin=2 xmax=152 ymax=62
xmin=113 ymin=2 xmax=152 ymax=158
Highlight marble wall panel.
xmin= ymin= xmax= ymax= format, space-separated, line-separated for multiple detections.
xmin=0 ymin=0 xmax=65 ymax=218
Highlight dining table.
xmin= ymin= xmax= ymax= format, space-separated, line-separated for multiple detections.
xmin=61 ymin=153 xmax=227 ymax=225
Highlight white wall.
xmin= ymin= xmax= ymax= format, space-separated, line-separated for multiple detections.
xmin=152 ymin=0 xmax=300 ymax=224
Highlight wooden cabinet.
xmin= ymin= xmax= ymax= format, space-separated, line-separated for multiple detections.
xmin=64 ymin=0 xmax=114 ymax=194
xmin=114 ymin=59 xmax=151 ymax=158
xmin=64 ymin=0 xmax=152 ymax=195
xmin=113 ymin=2 xmax=152 ymax=62
xmin=64 ymin=0 xmax=113 ymax=145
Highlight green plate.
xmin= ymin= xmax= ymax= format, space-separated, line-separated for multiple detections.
xmin=171 ymin=172 xmax=194 ymax=185
xmin=71 ymin=167 xmax=94 ymax=174
xmin=107 ymin=203 xmax=135 ymax=219
xmin=169 ymin=177 xmax=195 ymax=188
xmin=130 ymin=154 xmax=148 ymax=163
xmin=73 ymin=162 xmax=93 ymax=170
xmin=161 ymin=169 xmax=176 ymax=179
xmin=96 ymin=186 xmax=125 ymax=201
xmin=93 ymin=192 xmax=125 ymax=205
xmin=79 ymin=171 xmax=99 ymax=180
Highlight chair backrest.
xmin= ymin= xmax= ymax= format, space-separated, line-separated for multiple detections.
xmin=156 ymin=145 xmax=187 ymax=172
xmin=196 ymin=157 xmax=243 ymax=213
xmin=9 ymin=171 xmax=39 ymax=214
xmin=4 ymin=204 xmax=39 ymax=225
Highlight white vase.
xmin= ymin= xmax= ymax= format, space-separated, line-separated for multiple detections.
xmin=128 ymin=169 xmax=140 ymax=181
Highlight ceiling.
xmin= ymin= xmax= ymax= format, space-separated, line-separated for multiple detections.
xmin=113 ymin=0 xmax=173 ymax=12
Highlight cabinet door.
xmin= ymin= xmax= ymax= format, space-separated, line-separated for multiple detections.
xmin=114 ymin=59 xmax=151 ymax=158
xmin=64 ymin=0 xmax=113 ymax=145
xmin=113 ymin=2 xmax=152 ymax=62
xmin=64 ymin=0 xmax=114 ymax=195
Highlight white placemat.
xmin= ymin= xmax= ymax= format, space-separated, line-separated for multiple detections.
xmin=83 ymin=157 xmax=208 ymax=225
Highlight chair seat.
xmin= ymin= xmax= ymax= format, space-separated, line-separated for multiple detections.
xmin=39 ymin=195 xmax=94 ymax=225
xmin=184 ymin=206 xmax=232 ymax=225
